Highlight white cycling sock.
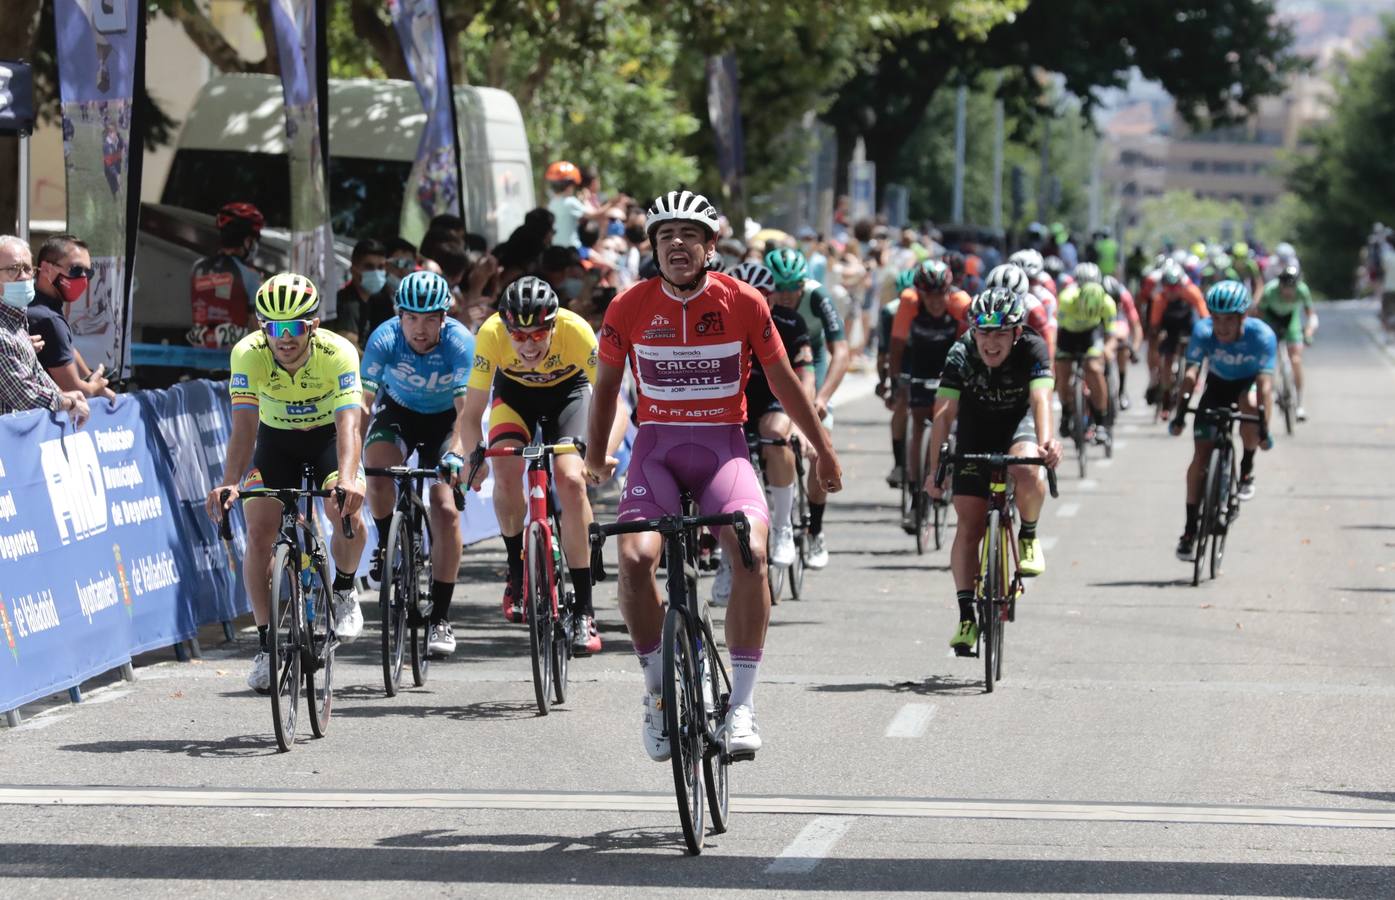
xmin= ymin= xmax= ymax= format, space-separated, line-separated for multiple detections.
xmin=636 ymin=642 xmax=664 ymax=695
xmin=729 ymin=648 xmax=762 ymax=711
xmin=769 ymin=484 xmax=794 ymax=531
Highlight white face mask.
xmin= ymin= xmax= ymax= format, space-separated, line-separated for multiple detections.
xmin=1 ymin=278 xmax=35 ymax=309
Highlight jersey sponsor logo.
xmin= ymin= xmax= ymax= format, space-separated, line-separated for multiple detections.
xmin=545 ymin=353 xmax=562 ymax=369
xmin=649 ymin=314 xmax=671 ymax=327
xmin=388 ymin=361 xmax=457 ymax=392
xmin=634 ymin=341 xmax=742 ymax=400
xmin=762 ymin=322 xmax=772 ymax=342
xmin=472 ymin=355 xmax=491 ymax=371
xmin=643 ymin=327 xmax=676 ymax=340
xmin=339 ymin=372 xmax=357 ymax=390
xmin=600 ymin=323 xmax=623 ymax=347
xmin=286 ymin=403 xmax=318 ymax=415
xmin=230 ymin=374 xmax=249 ymax=388
xmin=694 ymin=311 xmax=725 ymax=336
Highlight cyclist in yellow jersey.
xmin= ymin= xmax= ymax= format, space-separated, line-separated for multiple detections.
xmin=206 ymin=273 xmax=368 ymax=693
xmin=458 ymin=276 xmax=608 ymax=652
xmin=1053 ymin=280 xmax=1117 ymax=444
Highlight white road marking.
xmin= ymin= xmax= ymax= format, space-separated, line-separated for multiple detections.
xmin=766 ymin=816 xmax=857 ymax=874
xmin=884 ymin=703 xmax=936 ymax=738
xmin=1095 ymin=458 xmax=1114 ymax=468
xmin=5 ymin=786 xmax=1395 ymax=830
xmin=9 ymin=715 xmax=71 ymax=733
xmin=1112 ymin=439 xmax=1129 ymax=450
xmin=1056 ymin=502 xmax=1081 ymax=519
xmin=1078 ymin=479 xmax=1098 ymax=491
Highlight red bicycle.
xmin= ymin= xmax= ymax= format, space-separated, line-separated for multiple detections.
xmin=469 ymin=438 xmax=585 ymax=715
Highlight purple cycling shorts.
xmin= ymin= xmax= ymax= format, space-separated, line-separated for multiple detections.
xmin=617 ymin=423 xmax=769 ymax=527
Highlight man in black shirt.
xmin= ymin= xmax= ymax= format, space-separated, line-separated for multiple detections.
xmin=328 ymin=238 xmax=389 ymax=348
xmin=29 ymin=233 xmax=112 ymax=401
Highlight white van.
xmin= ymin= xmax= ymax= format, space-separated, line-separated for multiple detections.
xmin=160 ymin=74 xmax=535 ymax=246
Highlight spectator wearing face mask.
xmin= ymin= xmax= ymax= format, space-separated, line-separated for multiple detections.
xmin=29 ymin=232 xmax=113 ymax=401
xmin=190 ymin=201 xmax=264 ymax=348
xmin=0 ymin=235 xmax=90 ymax=423
xmin=329 ymin=238 xmax=389 ymax=348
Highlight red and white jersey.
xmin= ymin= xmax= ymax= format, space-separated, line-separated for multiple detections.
xmin=598 ymin=272 xmax=785 ymax=425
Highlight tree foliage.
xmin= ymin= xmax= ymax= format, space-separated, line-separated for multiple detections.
xmin=1130 ymin=190 xmax=1250 ymax=255
xmin=1287 ymin=19 xmax=1395 ymax=297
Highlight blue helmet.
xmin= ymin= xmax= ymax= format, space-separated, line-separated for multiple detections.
xmin=395 ymin=270 xmax=453 ymax=313
xmin=1204 ymin=279 xmax=1251 ymax=315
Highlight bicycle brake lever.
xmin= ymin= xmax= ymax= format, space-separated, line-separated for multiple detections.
xmin=588 ymin=523 xmax=608 ymax=583
xmin=452 ymin=486 xmax=465 ymax=511
xmin=1047 ymin=466 xmax=1059 ymax=499
xmin=218 ymin=489 xmax=233 ymax=541
xmin=732 ymin=513 xmax=754 ymax=570
xmin=335 ymin=487 xmax=355 ymax=539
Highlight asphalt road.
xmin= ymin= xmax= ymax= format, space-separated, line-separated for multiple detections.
xmin=4 ymin=304 xmax=1395 ymax=898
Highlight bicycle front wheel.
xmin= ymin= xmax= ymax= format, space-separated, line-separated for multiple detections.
xmin=407 ymin=510 xmax=431 ymax=687
xmin=1074 ymin=376 xmax=1089 ymax=478
xmin=526 ymin=523 xmax=555 ymax=715
xmin=1210 ymin=448 xmax=1235 ymax=580
xmin=380 ymin=511 xmax=409 ymax=696
xmin=1193 ymin=448 xmax=1223 ymax=587
xmin=981 ymin=511 xmax=1002 ymax=693
xmin=699 ymin=609 xmax=730 ymax=836
xmin=305 ymin=556 xmax=334 ymax=738
xmin=789 ymin=451 xmax=809 ymax=599
xmin=663 ymin=607 xmax=705 ymax=855
xmin=551 ymin=564 xmax=571 ymax=706
xmin=268 ymin=544 xmax=301 ymax=752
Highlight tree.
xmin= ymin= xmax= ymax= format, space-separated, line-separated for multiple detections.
xmin=1130 ymin=190 xmax=1249 ymax=254
xmin=825 ymin=0 xmax=1306 ymax=205
xmin=1287 ymin=19 xmax=1395 ymax=297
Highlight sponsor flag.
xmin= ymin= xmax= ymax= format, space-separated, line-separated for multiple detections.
xmin=269 ymin=0 xmax=336 ymax=317
xmin=705 ymin=55 xmax=745 ymax=203
xmin=53 ymin=0 xmax=146 ymax=376
xmin=389 ymin=0 xmax=464 ymax=242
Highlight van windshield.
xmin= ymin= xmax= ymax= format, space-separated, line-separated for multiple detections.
xmin=161 ymin=149 xmax=412 ymax=241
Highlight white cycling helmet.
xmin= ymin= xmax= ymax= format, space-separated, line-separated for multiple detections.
xmin=985 ymin=263 xmax=1031 ymax=295
xmin=645 ymin=190 xmax=721 ymax=246
xmin=1008 ymin=248 xmax=1044 ymax=278
xmin=725 ymin=260 xmax=777 ymax=294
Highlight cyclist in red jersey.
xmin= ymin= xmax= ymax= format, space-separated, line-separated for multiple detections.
xmin=585 ymin=190 xmax=841 ymax=761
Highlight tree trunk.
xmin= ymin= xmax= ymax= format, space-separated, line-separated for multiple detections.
xmin=350 ymin=0 xmax=409 ymax=80
xmin=0 ymin=0 xmax=44 ymax=234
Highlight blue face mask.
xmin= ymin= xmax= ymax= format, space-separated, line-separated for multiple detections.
xmin=360 ymin=269 xmax=388 ymax=294
xmin=1 ymin=278 xmax=35 ymax=309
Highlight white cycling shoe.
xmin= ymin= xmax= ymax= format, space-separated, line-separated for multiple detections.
xmin=334 ymin=587 xmax=364 ymax=643
xmin=642 ymin=692 xmax=671 ymax=762
xmin=724 ymin=703 xmax=762 ymax=755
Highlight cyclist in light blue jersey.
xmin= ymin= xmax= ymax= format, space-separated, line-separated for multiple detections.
xmin=1169 ymin=280 xmax=1275 ymax=561
xmin=360 ymin=271 xmax=476 ymax=656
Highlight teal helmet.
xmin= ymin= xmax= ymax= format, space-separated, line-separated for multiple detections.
xmin=1205 ymin=280 xmax=1251 ymax=315
xmin=394 ymin=270 xmax=453 ymax=313
xmin=764 ymin=247 xmax=809 ymax=291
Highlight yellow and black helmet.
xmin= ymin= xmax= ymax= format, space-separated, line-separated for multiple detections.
xmin=255 ymin=272 xmax=320 ymax=321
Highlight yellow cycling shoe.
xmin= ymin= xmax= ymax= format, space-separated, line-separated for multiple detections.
xmin=1018 ymin=536 xmax=1045 ymax=577
xmin=949 ymin=619 xmax=978 ymax=654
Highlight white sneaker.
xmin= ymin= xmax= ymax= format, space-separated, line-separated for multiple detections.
xmin=334 ymin=587 xmax=364 ymax=643
xmin=711 ymin=555 xmax=733 ymax=607
xmin=1296 ymin=406 xmax=1307 ymax=422
xmin=364 ymin=545 xmax=385 ymax=590
xmin=641 ymin=692 xmax=671 ymax=762
xmin=724 ymin=703 xmax=762 ymax=754
xmin=807 ymin=534 xmax=829 ymax=569
xmin=770 ymin=524 xmax=796 ymax=567
xmin=427 ymin=621 xmax=456 ymax=656
xmin=247 ymin=650 xmax=271 ymax=693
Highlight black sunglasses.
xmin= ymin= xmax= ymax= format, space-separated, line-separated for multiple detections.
xmin=50 ymin=262 xmax=94 ymax=280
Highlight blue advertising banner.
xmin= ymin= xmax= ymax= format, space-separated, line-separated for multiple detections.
xmin=389 ymin=0 xmax=463 ymax=243
xmin=270 ymin=0 xmax=336 ymax=317
xmin=0 ymin=398 xmax=195 ymax=710
xmin=53 ymin=0 xmax=145 ymax=376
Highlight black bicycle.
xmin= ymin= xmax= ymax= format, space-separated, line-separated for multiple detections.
xmin=590 ymin=498 xmax=755 ymax=855
xmin=746 ymin=433 xmax=810 ymax=601
xmin=219 ymin=467 xmax=354 ymax=751
xmin=363 ymin=465 xmax=463 ymax=697
xmin=934 ymin=449 xmax=1057 ymax=692
xmin=898 ymin=375 xmax=949 ymax=554
xmin=1186 ymin=405 xmax=1264 ymax=586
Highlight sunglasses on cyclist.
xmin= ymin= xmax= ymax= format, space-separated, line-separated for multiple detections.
xmin=261 ymin=319 xmax=313 ymax=339
xmin=507 ymin=327 xmax=552 ymax=343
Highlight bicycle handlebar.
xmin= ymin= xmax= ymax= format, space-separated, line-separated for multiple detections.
xmin=217 ymin=486 xmax=355 ymax=540
xmin=934 ymin=448 xmax=1059 ymax=499
xmin=364 ymin=465 xmax=465 ymax=511
xmin=465 ymin=439 xmax=587 ymax=488
xmin=588 ymin=511 xmax=754 ymax=584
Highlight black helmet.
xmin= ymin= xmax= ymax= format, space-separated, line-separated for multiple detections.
xmin=1278 ymin=264 xmax=1300 ymax=286
xmin=499 ymin=276 xmax=560 ymax=329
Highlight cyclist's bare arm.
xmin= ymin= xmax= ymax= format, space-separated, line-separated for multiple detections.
xmin=887 ymin=336 xmax=908 ymax=389
xmin=584 ymin=359 xmax=624 ymax=482
xmin=924 ymin=394 xmax=958 ymax=496
xmin=1029 ymin=386 xmax=1061 ymax=468
xmin=817 ymin=338 xmax=851 ymax=409
xmin=766 ymin=355 xmax=834 ymax=462
xmin=358 ymin=389 xmax=376 ymax=444
xmin=445 ymin=393 xmax=472 ymax=459
xmin=333 ymin=406 xmax=365 ymax=516
xmin=206 ymin=407 xmax=258 ymax=521
xmin=457 ymin=386 xmax=490 ymax=488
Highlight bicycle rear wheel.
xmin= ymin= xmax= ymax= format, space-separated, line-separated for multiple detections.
xmin=699 ymin=609 xmax=730 ymax=835
xmin=981 ymin=511 xmax=1002 ymax=693
xmin=380 ymin=511 xmax=409 ymax=696
xmin=768 ymin=561 xmax=786 ymax=603
xmin=1073 ymin=376 xmax=1089 ymax=478
xmin=268 ymin=544 xmax=301 ymax=752
xmin=1279 ymin=355 xmax=1296 ymax=436
xmin=789 ymin=447 xmax=809 ymax=599
xmin=405 ymin=518 xmax=430 ymax=687
xmin=305 ymin=555 xmax=334 ymax=738
xmin=526 ymin=523 xmax=555 ymax=715
xmin=551 ymin=565 xmax=571 ymax=706
xmin=1193 ymin=448 xmax=1222 ymax=587
xmin=663 ymin=607 xmax=705 ymax=855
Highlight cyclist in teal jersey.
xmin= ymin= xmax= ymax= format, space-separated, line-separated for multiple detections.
xmin=1255 ymin=264 xmax=1315 ymax=421
xmin=765 ymin=247 xmax=850 ymax=569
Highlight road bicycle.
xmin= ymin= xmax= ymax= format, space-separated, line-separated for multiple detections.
xmin=469 ymin=438 xmax=584 ymax=715
xmin=1185 ymin=405 xmax=1265 ymax=586
xmin=1063 ymin=353 xmax=1112 ymax=477
xmin=219 ymin=467 xmax=353 ymax=751
xmin=1274 ymin=345 xmax=1298 ymax=436
xmin=362 ymin=463 xmax=463 ymax=697
xmin=746 ymin=432 xmax=809 ymax=601
xmin=934 ymin=449 xmax=1057 ymax=693
xmin=590 ymin=497 xmax=755 ymax=855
